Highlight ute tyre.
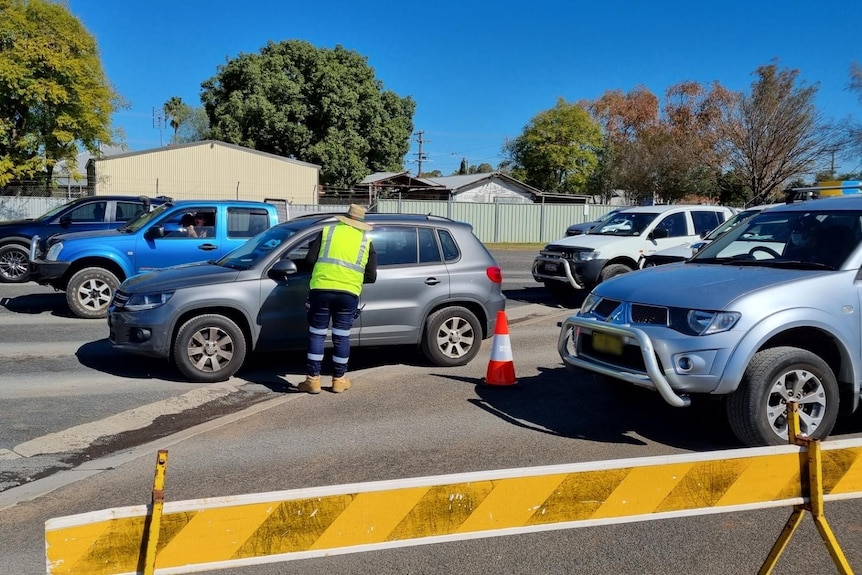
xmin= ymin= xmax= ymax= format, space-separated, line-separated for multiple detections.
xmin=726 ymin=346 xmax=839 ymax=447
xmin=600 ymin=263 xmax=633 ymax=282
xmin=0 ymin=243 xmax=30 ymax=283
xmin=173 ymin=314 xmax=247 ymax=383
xmin=66 ymin=267 xmax=120 ymax=319
xmin=421 ymin=306 xmax=482 ymax=367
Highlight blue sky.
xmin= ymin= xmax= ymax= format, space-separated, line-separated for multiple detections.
xmin=68 ymin=0 xmax=862 ymax=176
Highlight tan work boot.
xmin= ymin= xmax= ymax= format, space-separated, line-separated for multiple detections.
xmin=331 ymin=376 xmax=351 ymax=393
xmin=298 ymin=375 xmax=321 ymax=394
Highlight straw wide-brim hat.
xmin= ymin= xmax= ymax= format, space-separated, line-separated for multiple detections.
xmin=335 ymin=204 xmax=372 ymax=231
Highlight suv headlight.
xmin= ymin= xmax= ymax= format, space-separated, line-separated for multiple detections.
xmin=125 ymin=292 xmax=174 ymax=311
xmin=46 ymin=242 xmax=63 ymax=261
xmin=686 ymin=310 xmax=740 ymax=335
xmin=579 ymin=292 xmax=600 ymax=315
xmin=574 ymin=250 xmax=599 ymax=261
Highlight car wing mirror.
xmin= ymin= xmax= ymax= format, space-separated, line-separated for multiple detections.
xmin=268 ymin=258 xmax=298 ymax=281
xmin=144 ymin=225 xmax=165 ymax=240
xmin=650 ymin=228 xmax=669 ymax=240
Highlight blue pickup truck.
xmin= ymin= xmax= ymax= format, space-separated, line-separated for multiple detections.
xmin=0 ymin=195 xmax=168 ymax=283
xmin=30 ymin=199 xmax=280 ymax=318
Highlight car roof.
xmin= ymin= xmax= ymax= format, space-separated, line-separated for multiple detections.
xmin=761 ymin=195 xmax=862 ymax=214
xmin=289 ymin=212 xmax=471 ymax=227
xmin=613 ymin=204 xmax=731 ymax=214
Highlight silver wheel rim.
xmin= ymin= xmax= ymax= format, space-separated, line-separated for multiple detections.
xmin=434 ymin=316 xmax=475 ymax=359
xmin=186 ymin=326 xmax=235 ymax=373
xmin=0 ymin=249 xmax=27 ymax=280
xmin=76 ymin=278 xmax=113 ymax=311
xmin=766 ymin=368 xmax=827 ymax=439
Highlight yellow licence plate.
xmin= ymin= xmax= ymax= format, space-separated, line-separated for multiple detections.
xmin=592 ymin=332 xmax=623 ymax=355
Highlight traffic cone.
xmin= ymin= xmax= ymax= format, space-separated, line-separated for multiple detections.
xmin=483 ymin=310 xmax=517 ymax=386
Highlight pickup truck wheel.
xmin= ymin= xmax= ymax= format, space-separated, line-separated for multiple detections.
xmin=726 ymin=346 xmax=838 ymax=447
xmin=66 ymin=267 xmax=119 ymax=319
xmin=421 ymin=306 xmax=482 ymax=367
xmin=600 ymin=263 xmax=633 ymax=282
xmin=173 ymin=314 xmax=247 ymax=383
xmin=0 ymin=243 xmax=30 ymax=283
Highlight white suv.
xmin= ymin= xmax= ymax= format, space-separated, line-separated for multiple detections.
xmin=532 ymin=204 xmax=735 ymax=291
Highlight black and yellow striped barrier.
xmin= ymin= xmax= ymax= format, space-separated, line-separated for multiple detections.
xmin=46 ymin=434 xmax=862 ymax=574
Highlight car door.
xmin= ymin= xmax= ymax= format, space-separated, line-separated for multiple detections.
xmin=357 ymin=225 xmax=450 ymax=346
xmin=643 ymin=210 xmax=697 ymax=255
xmin=255 ymin=232 xmax=320 ymax=352
xmin=132 ymin=206 xmax=223 ymax=272
xmin=48 ymin=199 xmax=114 ymax=235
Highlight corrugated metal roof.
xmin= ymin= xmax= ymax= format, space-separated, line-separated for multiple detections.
xmin=95 ymin=140 xmax=320 ymax=170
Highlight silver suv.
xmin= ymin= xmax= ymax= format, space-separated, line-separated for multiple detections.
xmin=558 ymin=196 xmax=862 ymax=446
xmin=108 ymin=213 xmax=505 ymax=382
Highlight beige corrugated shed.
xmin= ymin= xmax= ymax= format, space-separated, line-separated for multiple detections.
xmin=86 ymin=140 xmax=320 ymax=204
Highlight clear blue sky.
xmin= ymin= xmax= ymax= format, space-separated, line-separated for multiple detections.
xmin=68 ymin=0 xmax=862 ymax=177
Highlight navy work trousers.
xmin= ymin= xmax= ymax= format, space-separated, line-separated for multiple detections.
xmin=306 ymin=289 xmax=359 ymax=378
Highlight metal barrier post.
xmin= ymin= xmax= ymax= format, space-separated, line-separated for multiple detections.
xmin=143 ymin=450 xmax=169 ymax=575
xmin=759 ymin=403 xmax=853 ymax=574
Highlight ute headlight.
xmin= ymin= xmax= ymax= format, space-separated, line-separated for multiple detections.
xmin=125 ymin=292 xmax=174 ymax=311
xmin=686 ymin=310 xmax=740 ymax=335
xmin=46 ymin=242 xmax=64 ymax=261
xmin=574 ymin=250 xmax=599 ymax=261
xmin=579 ymin=292 xmax=600 ymax=315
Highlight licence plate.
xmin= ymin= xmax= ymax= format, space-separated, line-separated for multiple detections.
xmin=592 ymin=332 xmax=623 ymax=355
xmin=543 ymin=262 xmax=559 ymax=272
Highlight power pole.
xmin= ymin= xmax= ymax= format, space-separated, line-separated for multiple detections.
xmin=412 ymin=130 xmax=429 ymax=176
xmin=152 ymin=107 xmax=165 ymax=146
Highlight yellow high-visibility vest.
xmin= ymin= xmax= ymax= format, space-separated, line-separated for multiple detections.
xmin=309 ymin=224 xmax=371 ymax=296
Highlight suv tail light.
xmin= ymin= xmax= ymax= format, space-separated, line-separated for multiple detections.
xmin=486 ymin=266 xmax=503 ymax=283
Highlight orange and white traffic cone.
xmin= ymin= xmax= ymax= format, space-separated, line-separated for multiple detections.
xmin=483 ymin=310 xmax=517 ymax=386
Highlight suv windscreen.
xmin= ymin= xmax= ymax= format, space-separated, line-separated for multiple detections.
xmin=218 ymin=223 xmax=303 ymax=270
xmin=591 ymin=212 xmax=658 ymax=236
xmin=693 ymin=209 xmax=862 ymax=270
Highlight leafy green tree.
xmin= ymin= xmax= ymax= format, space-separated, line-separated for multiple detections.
xmin=458 ymin=157 xmax=468 ymax=175
xmin=503 ymin=98 xmax=602 ymax=194
xmin=200 ymin=40 xmax=415 ymax=189
xmin=177 ymin=106 xmax=210 ymax=143
xmin=163 ymin=96 xmax=191 ymax=144
xmin=0 ymin=0 xmax=119 ymax=186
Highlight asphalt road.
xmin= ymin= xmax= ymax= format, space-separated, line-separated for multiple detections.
xmin=2 ymin=248 xmax=862 ymax=574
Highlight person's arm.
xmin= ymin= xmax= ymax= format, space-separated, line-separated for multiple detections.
xmin=363 ymin=242 xmax=377 ymax=284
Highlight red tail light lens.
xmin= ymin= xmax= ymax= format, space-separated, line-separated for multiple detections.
xmin=486 ymin=266 xmax=503 ymax=283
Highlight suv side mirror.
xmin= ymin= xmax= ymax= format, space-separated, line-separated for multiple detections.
xmin=650 ymin=228 xmax=669 ymax=240
xmin=268 ymin=259 xmax=298 ymax=281
xmin=145 ymin=225 xmax=165 ymax=240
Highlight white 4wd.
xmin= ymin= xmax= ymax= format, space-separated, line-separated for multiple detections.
xmin=532 ymin=204 xmax=735 ymax=291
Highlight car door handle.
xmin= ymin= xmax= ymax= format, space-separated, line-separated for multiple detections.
xmin=198 ymin=244 xmax=218 ymax=251
xmin=425 ymin=277 xmax=441 ymax=285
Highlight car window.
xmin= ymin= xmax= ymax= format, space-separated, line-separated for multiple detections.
xmin=692 ymin=210 xmax=723 ymax=235
xmin=115 ymin=201 xmax=144 ymax=222
xmin=418 ymin=227 xmax=442 ymax=263
xmin=438 ymin=229 xmax=459 ymax=262
xmin=592 ymin=212 xmax=657 ymax=235
xmin=67 ymin=201 xmax=107 ymax=223
xmin=163 ymin=209 xmax=216 ymax=239
xmin=371 ymin=226 xmax=418 ymax=266
xmin=655 ymin=212 xmax=688 ymax=238
xmin=228 ymin=208 xmax=270 ymax=238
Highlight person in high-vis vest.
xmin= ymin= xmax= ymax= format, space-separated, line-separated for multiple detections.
xmin=298 ymin=204 xmax=377 ymax=394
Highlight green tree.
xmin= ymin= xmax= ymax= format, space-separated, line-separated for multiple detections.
xmin=458 ymin=157 xmax=468 ymax=175
xmin=163 ymin=96 xmax=191 ymax=144
xmin=200 ymin=40 xmax=415 ymax=189
xmin=0 ymin=0 xmax=120 ymax=186
xmin=503 ymin=98 xmax=602 ymax=194
xmin=176 ymin=106 xmax=210 ymax=143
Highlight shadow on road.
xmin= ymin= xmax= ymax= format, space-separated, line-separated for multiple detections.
xmin=503 ymin=285 xmax=587 ymax=310
xmin=0 ymin=291 xmax=76 ymax=318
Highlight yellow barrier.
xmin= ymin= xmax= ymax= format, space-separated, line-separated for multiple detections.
xmin=45 ymin=436 xmax=862 ymax=575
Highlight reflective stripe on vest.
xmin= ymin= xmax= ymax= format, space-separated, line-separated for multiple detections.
xmin=309 ymin=224 xmax=370 ymax=295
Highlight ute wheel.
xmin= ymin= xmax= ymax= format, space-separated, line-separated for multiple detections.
xmin=0 ymin=243 xmax=30 ymax=283
xmin=421 ymin=306 xmax=482 ymax=367
xmin=600 ymin=263 xmax=633 ymax=282
xmin=173 ymin=314 xmax=247 ymax=382
xmin=66 ymin=267 xmax=119 ymax=319
xmin=726 ymin=346 xmax=839 ymax=447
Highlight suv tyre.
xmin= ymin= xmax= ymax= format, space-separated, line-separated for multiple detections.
xmin=600 ymin=263 xmax=633 ymax=282
xmin=421 ymin=306 xmax=482 ymax=367
xmin=726 ymin=346 xmax=839 ymax=446
xmin=0 ymin=243 xmax=30 ymax=283
xmin=67 ymin=267 xmax=120 ymax=319
xmin=173 ymin=314 xmax=247 ymax=383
